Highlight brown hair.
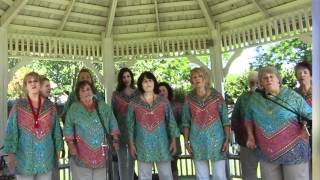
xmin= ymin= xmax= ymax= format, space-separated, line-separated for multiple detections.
xmin=190 ymin=67 xmax=212 ymax=91
xmin=23 ymin=72 xmax=41 ymax=88
xmin=75 ymin=80 xmax=97 ymax=100
xmin=40 ymin=75 xmax=50 ymax=86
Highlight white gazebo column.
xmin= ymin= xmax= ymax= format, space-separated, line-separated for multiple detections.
xmin=0 ymin=27 xmax=9 ymax=146
xmin=209 ymin=23 xmax=224 ymax=95
xmin=102 ymin=37 xmax=116 ymax=104
xmin=312 ymin=0 xmax=319 ymax=179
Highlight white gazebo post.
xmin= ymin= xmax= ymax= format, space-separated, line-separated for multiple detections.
xmin=209 ymin=23 xmax=224 ymax=95
xmin=0 ymin=27 xmax=9 ymax=146
xmin=312 ymin=0 xmax=319 ymax=179
xmin=102 ymin=37 xmax=116 ymax=104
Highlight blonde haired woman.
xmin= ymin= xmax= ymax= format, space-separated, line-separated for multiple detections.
xmin=182 ymin=67 xmax=230 ymax=180
xmin=4 ymin=72 xmax=63 ymax=180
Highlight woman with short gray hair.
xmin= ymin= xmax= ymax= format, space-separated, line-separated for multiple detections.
xmin=244 ymin=66 xmax=311 ymax=180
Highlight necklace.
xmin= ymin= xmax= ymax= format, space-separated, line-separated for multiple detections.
xmin=142 ymin=94 xmax=155 ymax=106
xmin=27 ymin=95 xmax=42 ymax=128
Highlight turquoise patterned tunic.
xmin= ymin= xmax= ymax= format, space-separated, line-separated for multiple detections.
xmin=171 ymin=101 xmax=182 ymax=155
xmin=127 ymin=95 xmax=180 ymax=162
xmin=181 ymin=89 xmax=230 ymax=161
xmin=294 ymin=87 xmax=312 ymax=106
xmin=3 ymin=98 xmax=63 ymax=176
xmin=63 ymin=101 xmax=120 ymax=168
xmin=231 ymin=91 xmax=254 ymax=146
xmin=111 ymin=90 xmax=138 ymax=145
xmin=244 ymin=88 xmax=312 ymax=164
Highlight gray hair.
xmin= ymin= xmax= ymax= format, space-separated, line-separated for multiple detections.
xmin=258 ymin=66 xmax=282 ymax=85
xmin=247 ymin=71 xmax=258 ymax=82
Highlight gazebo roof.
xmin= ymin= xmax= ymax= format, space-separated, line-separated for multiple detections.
xmin=0 ymin=0 xmax=312 ymax=61
xmin=0 ymin=0 xmax=310 ymax=39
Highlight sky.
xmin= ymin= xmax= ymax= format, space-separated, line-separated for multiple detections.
xmin=228 ymin=47 xmax=258 ymax=75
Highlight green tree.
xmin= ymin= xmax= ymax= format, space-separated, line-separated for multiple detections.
xmin=224 ymin=73 xmax=247 ymax=104
xmin=250 ymin=38 xmax=312 ymax=88
xmin=129 ymin=57 xmax=192 ymax=101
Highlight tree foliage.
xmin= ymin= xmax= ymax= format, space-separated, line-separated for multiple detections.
xmin=250 ymin=38 xmax=312 ymax=88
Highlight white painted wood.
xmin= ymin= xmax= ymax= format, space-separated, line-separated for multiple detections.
xmin=252 ymin=0 xmax=271 ymax=17
xmin=223 ymin=49 xmax=243 ymax=77
xmin=0 ymin=0 xmax=28 ymax=27
xmin=105 ymin=0 xmax=118 ymax=38
xmin=221 ymin=0 xmax=310 ymax=29
xmin=188 ymin=55 xmax=209 ymax=70
xmin=0 ymin=27 xmax=8 ymax=146
xmin=2 ymin=0 xmax=13 ymax=6
xmin=57 ymin=0 xmax=75 ymax=32
xmin=82 ymin=61 xmax=103 ymax=85
xmin=210 ymin=23 xmax=224 ymax=94
xmin=305 ymin=11 xmax=311 ymax=31
xmin=196 ymin=0 xmax=214 ymax=30
xmin=102 ymin=37 xmax=115 ymax=103
xmin=8 ymin=56 xmax=33 ymax=81
xmin=154 ymin=0 xmax=160 ymax=34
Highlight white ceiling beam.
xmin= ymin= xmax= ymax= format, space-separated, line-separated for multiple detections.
xmin=8 ymin=24 xmax=101 ymax=40
xmin=154 ymin=0 xmax=160 ymax=34
xmin=196 ymin=0 xmax=214 ymax=30
xmin=252 ymin=0 xmax=271 ymax=17
xmin=116 ymin=1 xmax=197 ymax=12
xmin=1 ymin=0 xmax=28 ymax=27
xmin=213 ymin=4 xmax=256 ymax=21
xmin=211 ymin=0 xmax=239 ymax=10
xmin=2 ymin=0 xmax=13 ymax=6
xmin=113 ymin=27 xmax=208 ymax=40
xmin=15 ymin=15 xmax=105 ymax=31
xmin=24 ymin=5 xmax=106 ymax=22
xmin=39 ymin=0 xmax=108 ymax=12
xmin=113 ymin=18 xmax=206 ymax=32
xmin=57 ymin=0 xmax=75 ymax=32
xmin=105 ymin=0 xmax=118 ymax=37
xmin=221 ymin=0 xmax=311 ymax=29
xmin=74 ymin=2 xmax=108 ymax=12
xmin=115 ymin=9 xmax=202 ymax=21
xmin=0 ymin=9 xmax=4 ymax=15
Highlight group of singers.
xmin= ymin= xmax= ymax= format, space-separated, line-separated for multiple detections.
xmin=2 ymin=61 xmax=312 ymax=180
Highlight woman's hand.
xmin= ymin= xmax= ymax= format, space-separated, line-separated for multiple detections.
xmin=68 ymin=142 xmax=78 ymax=156
xmin=246 ymin=136 xmax=257 ymax=149
xmin=170 ymin=138 xmax=177 ymax=156
xmin=8 ymin=153 xmax=16 ymax=174
xmin=185 ymin=141 xmax=193 ymax=155
xmin=129 ymin=144 xmax=137 ymax=159
xmin=112 ymin=140 xmax=120 ymax=151
xmin=221 ymin=140 xmax=229 ymax=154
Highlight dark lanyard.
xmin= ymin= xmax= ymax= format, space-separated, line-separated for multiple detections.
xmin=27 ymin=95 xmax=42 ymax=128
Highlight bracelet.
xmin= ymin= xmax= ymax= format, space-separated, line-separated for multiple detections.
xmin=184 ymin=140 xmax=190 ymax=145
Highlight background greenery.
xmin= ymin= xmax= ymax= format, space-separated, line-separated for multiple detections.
xmin=7 ymin=38 xmax=312 ymax=103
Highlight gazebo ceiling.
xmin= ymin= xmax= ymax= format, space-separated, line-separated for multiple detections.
xmin=0 ymin=0 xmax=312 ymax=41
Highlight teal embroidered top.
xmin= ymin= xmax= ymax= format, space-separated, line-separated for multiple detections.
xmin=244 ymin=88 xmax=311 ymax=164
xmin=3 ymin=98 xmax=63 ymax=176
xmin=111 ymin=90 xmax=138 ymax=145
xmin=182 ymin=89 xmax=230 ymax=161
xmin=127 ymin=95 xmax=180 ymax=162
xmin=63 ymin=101 xmax=120 ymax=168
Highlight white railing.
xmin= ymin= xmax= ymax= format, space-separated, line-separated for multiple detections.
xmin=221 ymin=8 xmax=312 ymax=51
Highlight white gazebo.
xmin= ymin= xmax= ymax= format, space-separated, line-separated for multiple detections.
xmin=0 ymin=0 xmax=318 ymax=177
